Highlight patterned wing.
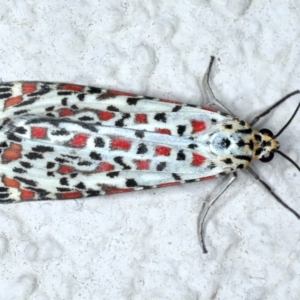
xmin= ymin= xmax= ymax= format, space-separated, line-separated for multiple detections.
xmin=0 ymin=82 xmax=233 ymax=202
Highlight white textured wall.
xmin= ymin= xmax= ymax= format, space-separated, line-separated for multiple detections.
xmin=0 ymin=1 xmax=300 ymax=299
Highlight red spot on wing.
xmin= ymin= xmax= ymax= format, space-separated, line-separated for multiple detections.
xmin=3 ymin=177 xmax=20 ymax=188
xmin=158 ymin=182 xmax=180 ymax=188
xmin=59 ymin=165 xmax=74 ymax=174
xmin=20 ymin=189 xmax=35 ymax=200
xmin=31 ymin=127 xmax=47 ymax=139
xmin=191 ymin=120 xmax=206 ymax=133
xmin=69 ymin=134 xmax=88 ymax=147
xmin=106 ymin=188 xmax=132 ymax=195
xmin=155 ymin=128 xmax=171 ymax=135
xmin=200 ymin=175 xmax=215 ymax=181
xmin=135 ymin=160 xmax=150 ymax=170
xmin=2 ymin=143 xmax=22 ymax=163
xmin=108 ymin=90 xmax=135 ymax=97
xmin=60 ymin=84 xmax=83 ymax=92
xmin=22 ymin=83 xmax=36 ymax=94
xmin=97 ymin=162 xmax=114 ymax=172
xmin=111 ymin=138 xmax=131 ymax=151
xmin=5 ymin=96 xmax=22 ymax=108
xmin=60 ymin=109 xmax=73 ymax=117
xmin=155 ymin=146 xmax=171 ymax=156
xmin=60 ymin=191 xmax=82 ymax=199
xmin=160 ymin=99 xmax=181 ymax=104
xmin=135 ymin=114 xmax=148 ymax=124
xmin=201 ymin=106 xmax=216 ymax=112
xmin=192 ymin=153 xmax=206 ymax=166
xmin=98 ymin=111 xmax=115 ymax=121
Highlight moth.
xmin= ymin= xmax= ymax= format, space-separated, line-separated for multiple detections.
xmin=0 ymin=57 xmax=299 ymax=252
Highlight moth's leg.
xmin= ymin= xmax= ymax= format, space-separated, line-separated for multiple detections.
xmin=246 ymin=167 xmax=300 ymax=219
xmin=202 ymin=56 xmax=234 ymax=116
xmin=250 ymin=90 xmax=300 ymax=126
xmin=198 ymin=172 xmax=237 ymax=253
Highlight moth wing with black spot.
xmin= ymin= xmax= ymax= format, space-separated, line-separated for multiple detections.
xmin=0 ymin=82 xmax=236 ymax=202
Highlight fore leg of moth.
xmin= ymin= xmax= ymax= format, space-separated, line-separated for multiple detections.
xmin=198 ymin=57 xmax=238 ymax=253
xmin=198 ymin=172 xmax=237 ymax=253
xmin=202 ymin=56 xmax=234 ymax=116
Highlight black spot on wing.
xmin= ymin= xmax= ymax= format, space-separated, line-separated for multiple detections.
xmin=177 ymin=125 xmax=186 ymax=136
xmin=62 ymin=98 xmax=68 ymax=106
xmin=14 ymin=110 xmax=28 ymax=115
xmin=7 ymin=133 xmax=22 ymax=142
xmin=20 ymin=161 xmax=32 ymax=169
xmin=77 ymin=94 xmax=85 ymax=101
xmin=107 ymin=105 xmax=119 ymax=112
xmin=47 ymin=162 xmax=55 ymax=169
xmin=127 ymin=98 xmax=140 ymax=105
xmin=154 ymin=113 xmax=167 ymax=123
xmin=106 ymin=171 xmax=119 ymax=178
xmin=90 ymin=151 xmax=102 ymax=160
xmin=188 ymin=144 xmax=197 ymax=149
xmin=13 ymin=167 xmax=27 ymax=174
xmin=126 ymin=179 xmax=138 ymax=187
xmin=25 ymin=152 xmax=43 ymax=160
xmin=78 ymin=161 xmax=92 ymax=166
xmin=14 ymin=176 xmax=37 ymax=186
xmin=135 ymin=130 xmax=145 ymax=138
xmin=88 ymin=87 xmax=102 ymax=94
xmin=94 ymin=137 xmax=105 ymax=147
xmin=76 ymin=182 xmax=86 ymax=190
xmin=15 ymin=98 xmax=38 ymax=107
xmin=60 ymin=178 xmax=69 ymax=186
xmin=156 ymin=162 xmax=166 ymax=171
xmin=172 ymin=105 xmax=182 ymax=112
xmin=114 ymin=156 xmax=131 ymax=170
xmin=137 ymin=143 xmax=148 ymax=154
xmin=15 ymin=127 xmax=27 ymax=134
xmin=0 ymin=93 xmax=12 ymax=99
xmin=32 ymin=145 xmax=54 ymax=152
xmin=172 ymin=173 xmax=181 ymax=180
xmin=55 ymin=158 xmax=69 ymax=164
xmin=79 ymin=116 xmax=94 ymax=121
xmin=176 ymin=150 xmax=186 ymax=161
xmin=87 ymin=190 xmax=100 ymax=197
xmin=51 ymin=128 xmax=70 ymax=136
xmin=57 ymin=91 xmax=73 ymax=96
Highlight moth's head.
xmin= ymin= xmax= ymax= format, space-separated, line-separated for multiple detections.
xmin=252 ymin=128 xmax=279 ymax=162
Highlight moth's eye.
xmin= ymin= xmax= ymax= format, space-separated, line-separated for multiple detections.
xmin=259 ymin=128 xmax=273 ymax=137
xmin=259 ymin=151 xmax=274 ymax=163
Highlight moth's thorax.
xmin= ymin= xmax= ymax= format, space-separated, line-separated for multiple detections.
xmin=208 ymin=119 xmax=277 ymax=170
xmin=208 ymin=119 xmax=256 ymax=170
xmin=251 ymin=130 xmax=279 ymax=160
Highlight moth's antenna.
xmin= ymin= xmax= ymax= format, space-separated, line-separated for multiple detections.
xmin=275 ymin=150 xmax=300 ymax=172
xmin=246 ymin=167 xmax=300 ymax=219
xmin=272 ymin=102 xmax=300 ymax=172
xmin=273 ymin=101 xmax=300 ymax=138
xmin=250 ymin=90 xmax=300 ymax=126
